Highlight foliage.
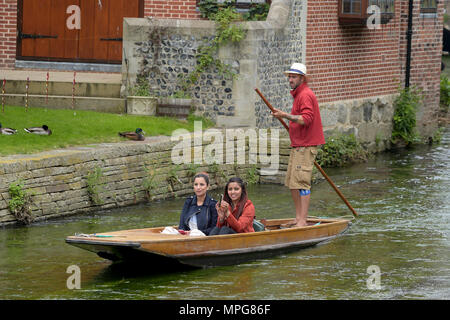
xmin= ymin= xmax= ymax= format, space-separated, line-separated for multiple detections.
xmin=198 ymin=0 xmax=270 ymax=21
xmin=170 ymin=90 xmax=192 ymax=99
xmin=185 ymin=163 xmax=201 ymax=183
xmin=440 ymin=74 xmax=450 ymax=115
xmin=246 ymin=165 xmax=259 ymax=185
xmin=242 ymin=3 xmax=270 ymax=21
xmin=8 ymin=180 xmax=34 ymax=225
xmin=316 ymin=134 xmax=368 ymax=168
xmin=208 ymin=162 xmax=227 ymax=185
xmin=129 ymin=76 xmax=152 ymax=96
xmin=167 ymin=165 xmax=182 ymax=193
xmin=86 ymin=167 xmax=104 ymax=205
xmin=142 ymin=166 xmax=158 ymax=201
xmin=198 ymin=0 xmax=235 ymax=19
xmin=179 ymin=5 xmax=246 ymax=92
xmin=391 ymin=86 xmax=422 ymax=146
xmin=181 ymin=1 xmax=269 ymax=94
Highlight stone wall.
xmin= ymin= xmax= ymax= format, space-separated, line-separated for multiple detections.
xmin=122 ymin=0 xmax=297 ymax=128
xmin=0 ymin=133 xmax=280 ymax=226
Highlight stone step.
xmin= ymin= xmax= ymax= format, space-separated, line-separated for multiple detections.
xmin=2 ymin=70 xmax=122 ymax=99
xmin=3 ymin=94 xmax=125 ymax=114
xmin=3 ymin=79 xmax=122 ymax=98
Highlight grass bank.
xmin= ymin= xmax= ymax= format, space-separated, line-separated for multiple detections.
xmin=0 ymin=106 xmax=212 ymax=156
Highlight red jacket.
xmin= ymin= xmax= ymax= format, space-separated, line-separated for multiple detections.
xmin=288 ymin=83 xmax=325 ymax=147
xmin=217 ymin=199 xmax=255 ymax=233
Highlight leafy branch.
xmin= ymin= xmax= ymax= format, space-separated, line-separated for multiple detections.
xmin=179 ymin=6 xmax=247 ymax=92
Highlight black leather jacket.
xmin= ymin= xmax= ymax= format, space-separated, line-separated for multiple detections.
xmin=178 ymin=194 xmax=218 ymax=236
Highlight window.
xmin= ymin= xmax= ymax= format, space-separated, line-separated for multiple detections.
xmin=421 ymin=0 xmax=437 ymax=13
xmin=338 ymin=0 xmax=394 ymax=25
xmin=369 ymin=0 xmax=395 ymax=14
xmin=342 ymin=0 xmax=362 ymax=14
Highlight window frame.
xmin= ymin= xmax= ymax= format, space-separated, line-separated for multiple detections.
xmin=338 ymin=0 xmax=395 ymax=25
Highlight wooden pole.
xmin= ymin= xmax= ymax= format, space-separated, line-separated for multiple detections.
xmin=26 ymin=77 xmax=29 ymax=112
xmin=46 ymin=71 xmax=49 ymax=105
xmin=72 ymin=71 xmax=76 ymax=111
xmin=255 ymin=88 xmax=358 ymax=217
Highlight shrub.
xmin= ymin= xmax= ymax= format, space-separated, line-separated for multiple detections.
xmin=8 ymin=180 xmax=34 ymax=225
xmin=316 ymin=134 xmax=368 ymax=168
xmin=391 ymin=86 xmax=422 ymax=146
xmin=440 ymin=74 xmax=450 ymax=115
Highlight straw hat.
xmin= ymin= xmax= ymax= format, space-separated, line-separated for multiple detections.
xmin=284 ymin=63 xmax=307 ymax=76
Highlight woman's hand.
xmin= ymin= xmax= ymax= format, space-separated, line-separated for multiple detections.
xmin=216 ymin=200 xmax=229 ymax=222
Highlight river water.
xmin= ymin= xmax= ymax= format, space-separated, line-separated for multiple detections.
xmin=0 ymin=129 xmax=449 ymax=300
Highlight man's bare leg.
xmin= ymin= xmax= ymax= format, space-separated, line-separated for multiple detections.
xmin=290 ymin=189 xmax=309 ymax=227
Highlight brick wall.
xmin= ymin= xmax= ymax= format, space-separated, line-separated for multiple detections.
xmin=305 ymin=0 xmax=401 ymax=104
xmin=306 ymin=0 xmax=443 ymax=135
xmin=0 ymin=0 xmax=17 ymax=69
xmin=143 ymin=0 xmax=201 ymax=19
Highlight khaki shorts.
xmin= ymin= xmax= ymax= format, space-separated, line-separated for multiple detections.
xmin=285 ymin=146 xmax=318 ymax=190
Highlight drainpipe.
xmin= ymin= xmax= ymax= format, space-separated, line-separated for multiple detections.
xmin=405 ymin=0 xmax=414 ymax=88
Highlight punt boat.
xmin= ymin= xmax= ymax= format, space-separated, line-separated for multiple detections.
xmin=65 ymin=218 xmax=351 ymax=269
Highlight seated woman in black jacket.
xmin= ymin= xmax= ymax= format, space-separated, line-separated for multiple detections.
xmin=178 ymin=172 xmax=218 ymax=236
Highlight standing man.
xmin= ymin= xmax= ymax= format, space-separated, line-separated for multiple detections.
xmin=271 ymin=63 xmax=325 ymax=227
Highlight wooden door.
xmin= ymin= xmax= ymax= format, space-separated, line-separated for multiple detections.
xmin=17 ymin=0 xmax=143 ymax=64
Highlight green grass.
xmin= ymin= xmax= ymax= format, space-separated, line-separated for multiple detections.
xmin=0 ymin=106 xmax=213 ymax=156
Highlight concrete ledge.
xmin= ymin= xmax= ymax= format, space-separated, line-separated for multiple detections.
xmin=15 ymin=60 xmax=122 ymax=73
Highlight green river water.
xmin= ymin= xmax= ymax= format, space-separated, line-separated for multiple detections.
xmin=0 ymin=129 xmax=449 ymax=300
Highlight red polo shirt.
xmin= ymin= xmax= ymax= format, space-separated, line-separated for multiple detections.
xmin=288 ymin=83 xmax=325 ymax=147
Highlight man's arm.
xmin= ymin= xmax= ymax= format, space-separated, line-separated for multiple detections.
xmin=271 ymin=108 xmax=305 ymax=125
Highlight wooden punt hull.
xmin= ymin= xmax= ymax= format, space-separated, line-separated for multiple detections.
xmin=65 ymin=218 xmax=351 ymax=268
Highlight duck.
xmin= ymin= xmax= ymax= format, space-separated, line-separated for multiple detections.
xmin=0 ymin=123 xmax=17 ymax=135
xmin=118 ymin=128 xmax=146 ymax=141
xmin=24 ymin=125 xmax=52 ymax=135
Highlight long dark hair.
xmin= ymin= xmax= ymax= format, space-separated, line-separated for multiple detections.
xmin=223 ymin=177 xmax=248 ymax=219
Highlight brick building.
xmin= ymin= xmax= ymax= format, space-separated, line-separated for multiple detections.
xmin=0 ymin=0 xmax=444 ymax=138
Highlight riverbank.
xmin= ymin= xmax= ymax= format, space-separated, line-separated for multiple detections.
xmin=0 ymin=131 xmax=280 ymax=226
xmin=2 ymin=123 xmax=446 ymax=227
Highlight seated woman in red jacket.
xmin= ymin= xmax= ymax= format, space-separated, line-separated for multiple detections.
xmin=209 ymin=177 xmax=255 ymax=235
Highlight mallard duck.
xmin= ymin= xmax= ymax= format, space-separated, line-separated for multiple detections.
xmin=24 ymin=125 xmax=52 ymax=135
xmin=118 ymin=128 xmax=145 ymax=141
xmin=0 ymin=123 xmax=17 ymax=135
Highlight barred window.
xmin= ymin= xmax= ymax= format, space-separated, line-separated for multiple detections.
xmin=368 ymin=0 xmax=394 ymax=14
xmin=421 ymin=0 xmax=437 ymax=13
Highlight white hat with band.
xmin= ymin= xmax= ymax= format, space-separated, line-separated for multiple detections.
xmin=284 ymin=63 xmax=307 ymax=76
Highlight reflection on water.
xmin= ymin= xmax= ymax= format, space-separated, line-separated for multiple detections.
xmin=0 ymin=129 xmax=449 ymax=300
